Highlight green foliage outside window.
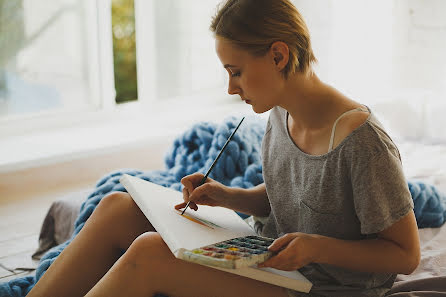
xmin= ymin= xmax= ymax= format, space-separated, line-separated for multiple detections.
xmin=111 ymin=0 xmax=138 ymax=103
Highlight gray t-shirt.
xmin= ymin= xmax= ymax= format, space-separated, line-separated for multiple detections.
xmin=259 ymin=106 xmax=414 ymax=297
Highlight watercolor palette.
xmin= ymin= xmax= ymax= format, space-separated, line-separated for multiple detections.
xmin=181 ymin=235 xmax=275 ymax=269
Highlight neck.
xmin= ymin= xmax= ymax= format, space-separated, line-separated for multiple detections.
xmin=278 ymin=72 xmax=339 ymax=131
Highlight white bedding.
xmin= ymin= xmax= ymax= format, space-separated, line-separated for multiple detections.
xmin=397 ymin=140 xmax=446 ymax=193
xmin=395 ymin=140 xmax=446 ymax=281
xmin=396 ymin=223 xmax=446 ymax=282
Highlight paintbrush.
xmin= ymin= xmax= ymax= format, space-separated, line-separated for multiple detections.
xmin=181 ymin=116 xmax=245 ymax=215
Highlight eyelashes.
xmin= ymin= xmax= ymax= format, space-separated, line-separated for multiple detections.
xmin=226 ymin=67 xmax=241 ymax=78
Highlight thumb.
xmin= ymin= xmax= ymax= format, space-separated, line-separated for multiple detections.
xmin=268 ymin=234 xmax=295 ymax=252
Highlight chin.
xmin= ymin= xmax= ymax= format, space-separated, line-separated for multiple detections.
xmin=252 ymin=108 xmax=270 ymax=114
xmin=252 ymin=104 xmax=273 ymax=114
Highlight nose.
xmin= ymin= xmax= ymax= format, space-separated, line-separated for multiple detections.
xmin=227 ymin=78 xmax=241 ymax=95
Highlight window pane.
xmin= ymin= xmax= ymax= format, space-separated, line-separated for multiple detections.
xmin=137 ymin=0 xmax=226 ymax=101
xmin=112 ymin=0 xmax=138 ymax=104
xmin=0 ymin=0 xmax=98 ymax=118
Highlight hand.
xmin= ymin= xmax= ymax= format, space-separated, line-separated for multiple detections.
xmin=257 ymin=232 xmax=323 ymax=271
xmin=174 ymin=173 xmax=232 ymax=211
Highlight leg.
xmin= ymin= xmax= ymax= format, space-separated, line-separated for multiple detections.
xmin=86 ymin=232 xmax=290 ymax=297
xmin=28 ymin=192 xmax=153 ymax=297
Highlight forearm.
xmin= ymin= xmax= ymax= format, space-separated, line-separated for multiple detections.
xmin=226 ymin=183 xmax=271 ymax=217
xmin=315 ymin=236 xmax=419 ymax=275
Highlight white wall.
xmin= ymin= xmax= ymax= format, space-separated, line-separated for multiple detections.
xmin=294 ymin=0 xmax=446 ymax=143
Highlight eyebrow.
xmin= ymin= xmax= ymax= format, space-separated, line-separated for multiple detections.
xmin=224 ymin=64 xmax=237 ymax=68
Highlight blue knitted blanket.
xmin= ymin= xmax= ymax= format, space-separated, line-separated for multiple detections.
xmin=1 ymin=115 xmax=445 ymax=297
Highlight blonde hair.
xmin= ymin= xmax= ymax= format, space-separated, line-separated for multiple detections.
xmin=210 ymin=0 xmax=317 ymax=78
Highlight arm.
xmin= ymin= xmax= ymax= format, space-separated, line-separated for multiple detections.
xmin=315 ymin=210 xmax=420 ymax=274
xmin=175 ymin=173 xmax=271 ymax=217
xmin=260 ymin=211 xmax=421 ymax=275
xmin=226 ymin=183 xmax=270 ymax=217
xmin=312 ymin=112 xmax=421 ymax=274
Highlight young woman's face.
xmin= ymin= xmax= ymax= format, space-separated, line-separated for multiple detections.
xmin=215 ymin=37 xmax=283 ymax=114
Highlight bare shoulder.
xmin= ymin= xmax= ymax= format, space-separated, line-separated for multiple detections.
xmin=343 ymin=109 xmax=370 ymax=130
xmin=332 ymin=107 xmax=370 ymax=149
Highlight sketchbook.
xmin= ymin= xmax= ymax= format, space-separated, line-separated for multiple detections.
xmin=119 ymin=174 xmax=312 ymax=293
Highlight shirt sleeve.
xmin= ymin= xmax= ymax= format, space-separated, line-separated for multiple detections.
xmin=351 ymin=148 xmax=414 ymax=235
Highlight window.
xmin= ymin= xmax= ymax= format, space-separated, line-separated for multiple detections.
xmin=0 ymin=0 xmax=240 ymax=171
xmin=0 ymin=0 xmax=231 ymax=123
xmin=0 ymin=0 xmax=102 ymax=120
xmin=134 ymin=0 xmax=227 ymax=104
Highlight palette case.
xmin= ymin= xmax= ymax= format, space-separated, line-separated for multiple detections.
xmin=180 ymin=235 xmax=275 ymax=269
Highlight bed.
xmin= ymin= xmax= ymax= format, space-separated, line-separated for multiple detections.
xmin=372 ymin=95 xmax=446 ymax=295
xmin=384 ymin=140 xmax=446 ymax=296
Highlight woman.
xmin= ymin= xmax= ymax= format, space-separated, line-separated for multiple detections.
xmin=28 ymin=0 xmax=420 ymax=296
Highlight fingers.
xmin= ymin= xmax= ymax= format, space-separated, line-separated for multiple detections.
xmin=181 ymin=173 xmax=205 ymax=190
xmin=181 ymin=174 xmax=206 ymax=206
xmin=179 ymin=187 xmax=198 ymax=211
xmin=258 ymin=233 xmax=312 ymax=271
xmin=181 ymin=178 xmax=194 ymax=195
xmin=182 ymin=187 xmax=189 ymax=200
xmin=174 ymin=201 xmax=198 ymax=210
xmin=174 ymin=202 xmax=187 ymax=210
xmin=184 ymin=186 xmax=198 ymax=209
xmin=181 ymin=174 xmax=220 ymax=208
xmin=258 ymin=252 xmax=296 ymax=271
xmin=259 ymin=238 xmax=297 ymax=270
xmin=188 ymin=183 xmax=211 ymax=201
xmin=190 ymin=202 xmax=198 ymax=211
xmin=267 ymin=233 xmax=296 ymax=252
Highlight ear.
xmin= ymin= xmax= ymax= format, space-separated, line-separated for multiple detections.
xmin=270 ymin=41 xmax=289 ymax=71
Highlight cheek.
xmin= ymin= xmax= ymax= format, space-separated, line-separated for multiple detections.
xmin=245 ymin=72 xmax=270 ymax=92
xmin=248 ymin=74 xmax=276 ymax=99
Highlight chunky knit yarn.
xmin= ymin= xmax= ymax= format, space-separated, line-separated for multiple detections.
xmin=0 ymin=115 xmax=445 ymax=297
xmin=410 ymin=181 xmax=446 ymax=228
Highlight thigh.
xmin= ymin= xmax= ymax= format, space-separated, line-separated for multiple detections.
xmin=89 ymin=191 xmax=155 ymax=250
xmin=129 ymin=232 xmax=291 ymax=297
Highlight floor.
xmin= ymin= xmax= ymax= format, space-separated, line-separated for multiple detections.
xmin=0 ymin=187 xmax=92 ymax=283
xmin=0 ymin=140 xmax=169 ymax=285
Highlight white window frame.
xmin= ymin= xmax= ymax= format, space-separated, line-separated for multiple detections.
xmin=0 ymin=0 xmax=247 ymax=174
xmin=133 ymin=0 xmax=157 ymax=105
xmin=0 ymin=0 xmax=120 ymax=138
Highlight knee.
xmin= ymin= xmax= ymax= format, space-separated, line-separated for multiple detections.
xmin=94 ymin=191 xmax=136 ymax=218
xmin=132 ymin=232 xmax=166 ymax=253
xmin=126 ymin=232 xmax=171 ymax=262
xmin=117 ymin=232 xmax=173 ymax=285
xmin=98 ymin=191 xmax=132 ymax=210
xmin=101 ymin=191 xmax=131 ymax=205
